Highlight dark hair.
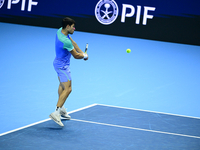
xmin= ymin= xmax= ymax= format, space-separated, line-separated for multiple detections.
xmin=62 ymin=17 xmax=76 ymax=29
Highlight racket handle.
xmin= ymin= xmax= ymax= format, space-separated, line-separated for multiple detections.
xmin=83 ymin=53 xmax=88 ymax=59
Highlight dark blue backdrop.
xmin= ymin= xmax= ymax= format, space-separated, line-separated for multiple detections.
xmin=0 ymin=0 xmax=200 ymax=45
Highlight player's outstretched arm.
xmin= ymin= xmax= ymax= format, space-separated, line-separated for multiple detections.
xmin=70 ymin=37 xmax=84 ymax=53
xmin=70 ymin=49 xmax=88 ymax=60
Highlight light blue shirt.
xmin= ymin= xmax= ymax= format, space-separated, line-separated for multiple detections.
xmin=53 ymin=28 xmax=74 ymax=68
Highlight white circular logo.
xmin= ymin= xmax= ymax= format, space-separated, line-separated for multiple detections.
xmin=0 ymin=0 xmax=5 ymax=9
xmin=95 ymin=0 xmax=119 ymax=25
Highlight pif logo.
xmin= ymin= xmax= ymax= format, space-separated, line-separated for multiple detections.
xmin=0 ymin=0 xmax=38 ymax=11
xmin=95 ymin=0 xmax=156 ymax=25
xmin=0 ymin=0 xmax=5 ymax=9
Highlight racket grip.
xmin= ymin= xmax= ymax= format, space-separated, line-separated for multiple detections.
xmin=83 ymin=53 xmax=88 ymax=59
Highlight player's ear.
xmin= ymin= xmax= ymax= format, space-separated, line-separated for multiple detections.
xmin=66 ymin=25 xmax=70 ymax=29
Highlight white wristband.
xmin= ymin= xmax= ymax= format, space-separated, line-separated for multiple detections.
xmin=83 ymin=53 xmax=88 ymax=59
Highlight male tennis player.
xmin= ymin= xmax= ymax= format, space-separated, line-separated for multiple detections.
xmin=49 ymin=17 xmax=88 ymax=126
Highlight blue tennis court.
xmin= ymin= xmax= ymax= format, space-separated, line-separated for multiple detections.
xmin=0 ymin=104 xmax=200 ymax=150
xmin=0 ymin=22 xmax=200 ymax=149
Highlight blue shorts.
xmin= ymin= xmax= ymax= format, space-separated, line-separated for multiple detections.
xmin=54 ymin=66 xmax=71 ymax=82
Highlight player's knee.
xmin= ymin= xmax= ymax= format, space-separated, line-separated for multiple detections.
xmin=64 ymin=87 xmax=72 ymax=94
xmin=63 ymin=89 xmax=71 ymax=96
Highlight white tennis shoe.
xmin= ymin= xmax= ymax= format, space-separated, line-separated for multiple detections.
xmin=60 ymin=106 xmax=71 ymax=120
xmin=49 ymin=110 xmax=64 ymax=127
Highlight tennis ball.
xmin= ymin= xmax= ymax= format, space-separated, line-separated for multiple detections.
xmin=126 ymin=49 xmax=131 ymax=53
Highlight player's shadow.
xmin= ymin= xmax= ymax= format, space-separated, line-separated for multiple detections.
xmin=47 ymin=127 xmax=63 ymax=130
xmin=45 ymin=119 xmax=70 ymax=130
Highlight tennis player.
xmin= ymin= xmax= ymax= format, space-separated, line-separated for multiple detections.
xmin=49 ymin=17 xmax=88 ymax=126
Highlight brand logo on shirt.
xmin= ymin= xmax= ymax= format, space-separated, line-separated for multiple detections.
xmin=95 ymin=0 xmax=119 ymax=25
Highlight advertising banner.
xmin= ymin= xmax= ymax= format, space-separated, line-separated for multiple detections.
xmin=0 ymin=0 xmax=199 ymax=45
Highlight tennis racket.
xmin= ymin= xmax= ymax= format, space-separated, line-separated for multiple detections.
xmin=85 ymin=43 xmax=88 ymax=53
xmin=84 ymin=43 xmax=88 ymax=60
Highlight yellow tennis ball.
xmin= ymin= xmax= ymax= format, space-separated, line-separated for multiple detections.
xmin=126 ymin=49 xmax=131 ymax=53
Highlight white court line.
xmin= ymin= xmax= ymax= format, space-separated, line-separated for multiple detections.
xmin=68 ymin=103 xmax=97 ymax=114
xmin=0 ymin=103 xmax=97 ymax=137
xmin=1 ymin=103 xmax=199 ymax=139
xmin=97 ymin=103 xmax=200 ymax=120
xmin=71 ymin=118 xmax=200 ymax=139
xmin=0 ymin=118 xmax=51 ymax=137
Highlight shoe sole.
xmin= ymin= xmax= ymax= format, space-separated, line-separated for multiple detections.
xmin=49 ymin=114 xmax=64 ymax=127
xmin=60 ymin=111 xmax=71 ymax=120
xmin=60 ymin=116 xmax=71 ymax=120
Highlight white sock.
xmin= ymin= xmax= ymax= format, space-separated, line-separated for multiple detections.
xmin=55 ymin=107 xmax=61 ymax=115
